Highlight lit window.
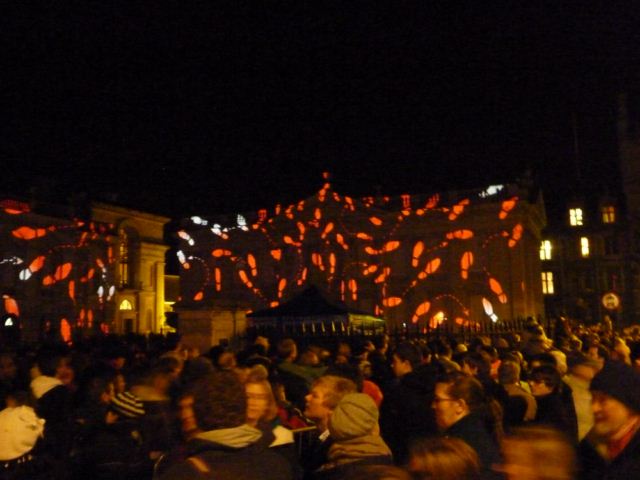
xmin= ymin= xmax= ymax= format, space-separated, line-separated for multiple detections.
xmin=569 ymin=208 xmax=583 ymax=226
xmin=580 ymin=237 xmax=590 ymax=257
xmin=119 ymin=299 xmax=133 ymax=311
xmin=540 ymin=240 xmax=552 ymax=260
xmin=541 ymin=272 xmax=555 ymax=294
xmin=602 ymin=206 xmax=615 ymax=224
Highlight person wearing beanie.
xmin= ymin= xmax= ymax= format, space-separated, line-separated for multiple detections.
xmin=314 ymin=393 xmax=392 ymax=480
xmin=577 ymin=361 xmax=640 ymax=480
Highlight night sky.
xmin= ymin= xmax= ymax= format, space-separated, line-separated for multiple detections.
xmin=4 ymin=3 xmax=638 ymax=218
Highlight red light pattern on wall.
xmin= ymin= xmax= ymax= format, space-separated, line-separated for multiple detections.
xmin=1 ymin=208 xmax=116 ymax=338
xmin=177 ymin=181 xmax=528 ymax=326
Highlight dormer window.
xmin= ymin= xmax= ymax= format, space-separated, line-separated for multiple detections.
xmin=569 ymin=208 xmax=583 ymax=226
xmin=601 ymin=205 xmax=616 ymax=224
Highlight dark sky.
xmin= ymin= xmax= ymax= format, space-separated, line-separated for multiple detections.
xmin=3 ymin=3 xmax=638 ymax=217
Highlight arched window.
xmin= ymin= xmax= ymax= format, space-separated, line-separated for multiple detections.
xmin=119 ymin=299 xmax=133 ymax=311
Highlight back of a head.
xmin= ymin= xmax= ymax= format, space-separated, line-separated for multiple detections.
xmin=394 ymin=342 xmax=421 ymax=370
xmin=530 ymin=365 xmax=561 ymax=391
xmin=277 ymin=338 xmax=297 ymax=360
xmin=498 ymin=360 xmax=521 ymax=385
xmin=313 ymin=375 xmax=358 ymax=410
xmin=329 ymin=392 xmax=379 ymax=440
xmin=409 ymin=437 xmax=481 ymax=480
xmin=188 ymin=370 xmax=247 ymax=431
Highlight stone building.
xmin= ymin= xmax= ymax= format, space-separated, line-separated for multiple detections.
xmin=175 ymin=179 xmax=547 ymax=347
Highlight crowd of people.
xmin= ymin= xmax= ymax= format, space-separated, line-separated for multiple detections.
xmin=0 ymin=318 xmax=639 ymax=479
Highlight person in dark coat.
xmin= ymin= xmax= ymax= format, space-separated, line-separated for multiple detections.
xmin=379 ymin=342 xmax=437 ymax=465
xmin=529 ymin=365 xmax=578 ymax=441
xmin=432 ymin=372 xmax=503 ymax=478
xmin=154 ymin=370 xmax=293 ymax=480
xmin=577 ymin=362 xmax=640 ymax=480
xmin=30 ymin=350 xmax=73 ymax=479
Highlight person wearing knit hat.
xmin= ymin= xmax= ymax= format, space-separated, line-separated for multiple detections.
xmin=316 ymin=393 xmax=392 ymax=479
xmin=577 ymin=361 xmax=640 ymax=480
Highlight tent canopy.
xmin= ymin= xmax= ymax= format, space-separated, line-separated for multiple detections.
xmin=247 ymin=286 xmax=383 ymax=327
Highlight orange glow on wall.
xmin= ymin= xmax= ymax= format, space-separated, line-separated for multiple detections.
xmin=418 ymin=257 xmax=441 ymax=280
xmin=60 ymin=319 xmax=71 ymax=343
xmin=278 ymin=278 xmax=287 ymax=298
xmin=212 ymin=249 xmax=232 ymax=257
xmin=499 ymin=197 xmax=518 ymax=219
xmin=382 ymin=297 xmax=402 ymax=307
xmin=247 ymin=254 xmax=258 ymax=276
xmin=54 ymin=263 xmax=72 ymax=281
xmin=215 ymin=268 xmax=222 ymax=291
xmin=357 ymin=232 xmax=373 ymax=241
xmin=369 ymin=216 xmax=383 ymax=226
xmin=68 ymin=280 xmax=75 ymax=301
xmin=270 ymin=249 xmax=282 ymax=261
xmin=448 ymin=198 xmax=470 ymax=221
xmin=411 ymin=241 xmax=424 ymax=267
xmin=382 ymin=241 xmax=400 ymax=253
xmin=508 ymin=224 xmax=523 ymax=248
xmin=446 ymin=229 xmax=474 ymax=240
xmin=460 ymin=251 xmax=474 ymax=279
xmin=489 ymin=277 xmax=507 ymax=303
xmin=411 ymin=301 xmax=431 ymax=323
xmin=3 ymin=295 xmax=19 ymax=316
xmin=363 ymin=264 xmax=378 ymax=275
xmin=12 ymin=226 xmax=49 ymax=240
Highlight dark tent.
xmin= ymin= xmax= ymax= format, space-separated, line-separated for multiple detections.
xmin=247 ymin=286 xmax=385 ymax=333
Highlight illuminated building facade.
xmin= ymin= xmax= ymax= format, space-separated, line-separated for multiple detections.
xmin=0 ymin=198 xmax=169 ymax=341
xmin=175 ymin=179 xmax=546 ymax=344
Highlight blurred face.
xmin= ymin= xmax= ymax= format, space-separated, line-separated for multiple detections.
xmin=305 ymin=384 xmax=332 ymax=427
xmin=56 ymin=357 xmax=75 ymax=386
xmin=392 ymin=354 xmax=411 ymax=377
xmin=246 ymin=382 xmax=271 ymax=426
xmin=0 ymin=356 xmax=17 ymax=380
xmin=433 ymin=383 xmax=465 ymax=430
xmin=591 ymin=391 xmax=638 ymax=438
xmin=114 ymin=373 xmax=126 ymax=394
xmin=179 ymin=395 xmax=199 ymax=438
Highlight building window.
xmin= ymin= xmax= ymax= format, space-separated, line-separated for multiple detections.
xmin=540 ymin=240 xmax=552 ymax=260
xmin=119 ymin=299 xmax=133 ymax=311
xmin=601 ymin=206 xmax=616 ymax=224
xmin=580 ymin=237 xmax=590 ymax=257
xmin=542 ymin=271 xmax=555 ymax=294
xmin=569 ymin=208 xmax=584 ymax=226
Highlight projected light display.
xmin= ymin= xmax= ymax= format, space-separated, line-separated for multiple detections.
xmin=0 ymin=202 xmax=116 ymax=341
xmin=178 ymin=176 xmax=542 ymax=327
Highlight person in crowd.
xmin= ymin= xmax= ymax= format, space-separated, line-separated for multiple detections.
xmin=301 ymin=375 xmax=357 ymax=479
xmin=498 ymin=360 xmax=537 ymax=426
xmin=276 ymin=338 xmax=325 ymax=409
xmin=154 ymin=370 xmax=293 ymax=480
xmin=578 ymin=361 xmax=640 ymax=479
xmin=408 ymin=436 xmax=481 ymax=480
xmin=461 ymin=351 xmax=509 ymax=408
xmin=72 ymin=391 xmax=150 ymax=480
xmin=129 ymin=363 xmax=176 ymax=460
xmin=379 ymin=342 xmax=437 ymax=465
xmin=314 ymin=393 xmax=392 ymax=479
xmin=610 ymin=337 xmax=632 ymax=365
xmin=564 ymin=351 xmax=600 ymax=440
xmin=499 ymin=425 xmax=576 ymax=480
xmin=0 ymin=405 xmax=47 ymax=480
xmin=244 ymin=365 xmax=301 ymax=477
xmin=0 ymin=353 xmax=24 ymax=409
xmin=432 ymin=371 xmax=503 ymax=475
xmin=585 ymin=344 xmax=609 ymax=371
xmin=529 ymin=365 xmax=578 ymax=439
xmin=30 ymin=348 xmax=74 ymax=478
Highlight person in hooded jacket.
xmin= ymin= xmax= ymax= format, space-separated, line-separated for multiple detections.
xmin=153 ymin=370 xmax=293 ymax=480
